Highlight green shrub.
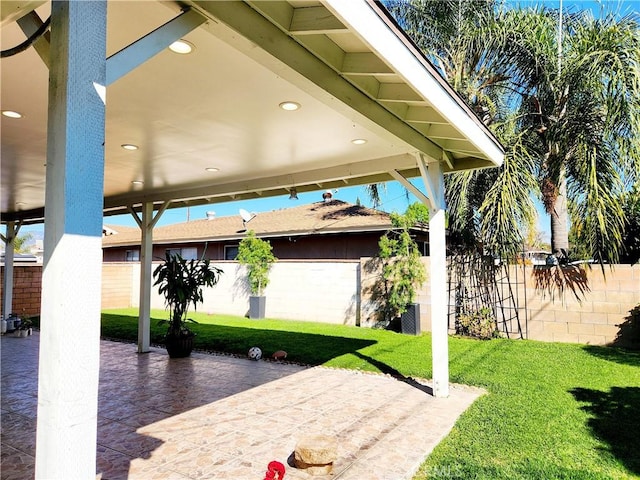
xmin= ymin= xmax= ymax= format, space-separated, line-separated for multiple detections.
xmin=456 ymin=307 xmax=499 ymax=339
xmin=237 ymin=230 xmax=277 ymax=296
xmin=377 ymin=212 xmax=426 ymax=324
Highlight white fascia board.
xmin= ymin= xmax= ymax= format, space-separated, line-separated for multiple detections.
xmin=324 ymin=0 xmax=504 ymax=168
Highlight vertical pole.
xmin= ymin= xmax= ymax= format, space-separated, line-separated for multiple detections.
xmin=2 ymin=221 xmax=20 ymax=320
xmin=420 ymin=156 xmax=449 ymax=398
xmin=36 ymin=2 xmax=106 ymax=478
xmin=138 ymin=202 xmax=153 ymax=353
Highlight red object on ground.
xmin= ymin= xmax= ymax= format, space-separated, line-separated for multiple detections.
xmin=264 ymin=460 xmax=286 ymax=480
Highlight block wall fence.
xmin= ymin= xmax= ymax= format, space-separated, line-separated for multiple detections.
xmin=0 ymin=265 xmax=42 ymax=318
xmin=2 ymin=261 xmax=638 ymax=346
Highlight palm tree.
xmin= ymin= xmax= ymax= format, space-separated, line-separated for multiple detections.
xmin=386 ymin=0 xmax=538 ymax=257
xmin=497 ymin=6 xmax=640 ymax=263
xmin=387 ymin=1 xmax=640 ymax=263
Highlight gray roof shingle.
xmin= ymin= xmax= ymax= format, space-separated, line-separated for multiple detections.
xmin=103 ymin=200 xmax=394 ymax=247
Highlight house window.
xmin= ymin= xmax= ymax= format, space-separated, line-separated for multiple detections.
xmin=224 ymin=245 xmax=239 ymax=260
xmin=166 ymin=247 xmax=198 ymax=260
xmin=125 ymin=250 xmax=140 ymax=262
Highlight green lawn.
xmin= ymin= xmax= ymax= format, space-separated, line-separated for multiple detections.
xmin=102 ymin=309 xmax=640 ymax=479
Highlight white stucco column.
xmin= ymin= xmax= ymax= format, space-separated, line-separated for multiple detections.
xmin=131 ymin=201 xmax=167 ymax=353
xmin=1 ymin=221 xmax=20 ymax=320
xmin=138 ymin=202 xmax=153 ymax=352
xmin=421 ymin=158 xmax=449 ymax=398
xmin=36 ymin=2 xmax=106 ymax=478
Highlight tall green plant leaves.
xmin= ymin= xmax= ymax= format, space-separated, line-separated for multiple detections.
xmin=378 ymin=213 xmax=427 ymax=320
xmin=153 ymin=252 xmax=223 ymax=336
xmin=237 ymin=231 xmax=277 ymax=296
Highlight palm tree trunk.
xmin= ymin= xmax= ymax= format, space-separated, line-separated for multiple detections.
xmin=550 ymin=173 xmax=569 ymax=257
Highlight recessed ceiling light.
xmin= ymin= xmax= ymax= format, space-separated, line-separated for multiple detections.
xmin=169 ymin=40 xmax=194 ymax=54
xmin=131 ymin=180 xmax=144 ymax=186
xmin=2 ymin=110 xmax=23 ymax=119
xmin=121 ymin=144 xmax=138 ymax=151
xmin=205 ymin=167 xmax=220 ymax=172
xmin=351 ymin=138 xmax=367 ymax=145
xmin=279 ymin=101 xmax=301 ymax=111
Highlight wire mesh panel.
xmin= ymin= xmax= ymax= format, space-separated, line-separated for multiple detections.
xmin=447 ymin=250 xmax=527 ymax=339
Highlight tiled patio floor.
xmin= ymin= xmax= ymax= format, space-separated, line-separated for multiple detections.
xmin=1 ymin=332 xmax=482 ymax=480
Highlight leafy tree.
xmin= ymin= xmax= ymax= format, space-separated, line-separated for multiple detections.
xmin=404 ymin=202 xmax=430 ymax=225
xmin=377 ymin=212 xmax=427 ymax=323
xmin=237 ymin=230 xmax=277 ymax=296
xmin=13 ymin=233 xmax=33 ymax=253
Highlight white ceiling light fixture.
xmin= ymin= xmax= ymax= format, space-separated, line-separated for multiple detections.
xmin=121 ymin=144 xmax=139 ymax=151
xmin=131 ymin=180 xmax=144 ymax=186
xmin=279 ymin=101 xmax=301 ymax=111
xmin=169 ymin=39 xmax=194 ymax=54
xmin=205 ymin=167 xmax=220 ymax=172
xmin=351 ymin=138 xmax=367 ymax=145
xmin=2 ymin=110 xmax=23 ymax=119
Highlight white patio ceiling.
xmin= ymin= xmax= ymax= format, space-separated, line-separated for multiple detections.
xmin=1 ymin=0 xmax=503 ymax=226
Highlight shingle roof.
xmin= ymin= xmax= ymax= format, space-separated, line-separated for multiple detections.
xmin=102 ymin=200 xmax=394 ymax=248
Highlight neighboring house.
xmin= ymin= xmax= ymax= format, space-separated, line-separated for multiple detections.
xmin=102 ymin=196 xmax=430 ymax=262
xmin=519 ymin=250 xmax=552 ymax=266
xmin=0 ymin=253 xmax=38 ymax=263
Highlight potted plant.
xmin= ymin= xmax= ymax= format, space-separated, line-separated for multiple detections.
xmin=153 ymin=252 xmax=223 ymax=358
xmin=377 ymin=212 xmax=427 ymax=334
xmin=237 ymin=230 xmax=277 ymax=319
xmin=20 ymin=318 xmax=33 ymax=336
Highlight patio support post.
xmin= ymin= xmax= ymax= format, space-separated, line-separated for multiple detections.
xmin=1 ymin=221 xmax=20 ymax=321
xmin=130 ymin=201 xmax=168 ymax=353
xmin=35 ymin=2 xmax=106 ymax=478
xmin=418 ymin=154 xmax=449 ymax=398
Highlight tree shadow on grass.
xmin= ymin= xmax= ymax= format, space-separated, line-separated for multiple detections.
xmin=101 ymin=313 xmax=376 ymax=366
xmin=191 ymin=324 xmax=376 ymax=365
xmin=570 ymin=386 xmax=640 ymax=476
xmin=582 ymin=345 xmax=640 ymax=368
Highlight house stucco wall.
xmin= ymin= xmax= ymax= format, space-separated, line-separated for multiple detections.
xmin=102 ymin=232 xmax=427 ymax=262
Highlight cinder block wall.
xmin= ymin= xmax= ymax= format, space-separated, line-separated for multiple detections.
xmin=102 ymin=263 xmax=139 ymax=309
xmin=3 ymin=261 xmax=638 ymax=345
xmin=145 ymin=260 xmax=363 ymax=325
xmin=518 ymin=264 xmax=639 ymax=344
xmin=359 ymin=257 xmax=432 ymax=331
xmin=0 ymin=265 xmax=43 ymax=318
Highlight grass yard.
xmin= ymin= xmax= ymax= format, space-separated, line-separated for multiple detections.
xmin=102 ymin=309 xmax=640 ymax=479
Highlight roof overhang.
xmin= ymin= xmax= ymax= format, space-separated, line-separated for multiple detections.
xmin=1 ymin=0 xmax=504 ymax=225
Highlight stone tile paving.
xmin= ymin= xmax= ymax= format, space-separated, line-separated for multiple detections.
xmin=1 ymin=332 xmax=482 ymax=480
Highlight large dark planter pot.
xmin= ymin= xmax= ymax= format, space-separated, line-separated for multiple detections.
xmin=165 ymin=334 xmax=195 ymax=358
xmin=249 ymin=296 xmax=266 ymax=319
xmin=400 ymin=303 xmax=421 ymax=335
